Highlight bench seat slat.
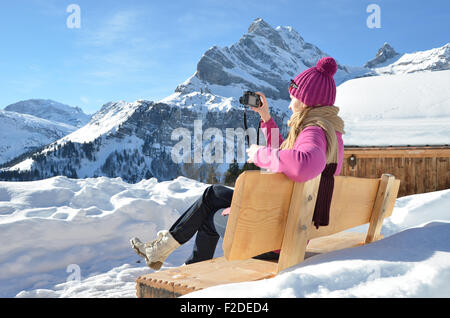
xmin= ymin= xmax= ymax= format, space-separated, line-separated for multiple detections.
xmin=136 ymin=257 xmax=278 ymax=298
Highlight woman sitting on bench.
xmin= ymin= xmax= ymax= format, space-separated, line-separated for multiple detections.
xmin=130 ymin=57 xmax=345 ymax=270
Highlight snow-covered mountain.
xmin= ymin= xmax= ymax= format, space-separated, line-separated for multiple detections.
xmin=1 ymin=18 xmax=449 ymax=183
xmin=0 ymin=110 xmax=77 ymax=166
xmin=4 ymin=99 xmax=91 ymax=128
xmin=364 ymin=42 xmax=400 ymax=68
xmin=0 ymin=96 xmax=270 ymax=183
xmin=174 ymin=18 xmax=352 ymax=103
xmin=0 ymin=99 xmax=91 ymax=166
xmin=364 ymin=42 xmax=450 ymax=75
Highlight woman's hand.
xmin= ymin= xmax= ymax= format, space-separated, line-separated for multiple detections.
xmin=250 ymin=92 xmax=271 ymax=123
xmin=246 ymin=144 xmax=265 ymax=163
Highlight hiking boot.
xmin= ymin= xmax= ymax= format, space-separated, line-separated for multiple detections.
xmin=130 ymin=230 xmax=181 ymax=270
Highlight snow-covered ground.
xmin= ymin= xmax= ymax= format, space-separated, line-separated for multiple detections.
xmin=0 ymin=175 xmax=448 ymax=298
xmin=336 ymin=69 xmax=450 ymax=146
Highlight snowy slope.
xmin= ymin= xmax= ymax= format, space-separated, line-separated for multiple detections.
xmin=336 ymin=69 xmax=450 ymax=146
xmin=188 ymin=189 xmax=450 ymax=298
xmin=4 ymin=99 xmax=91 ymax=128
xmin=1 ymin=100 xmax=158 ymax=182
xmin=0 ymin=99 xmax=91 ymax=167
xmin=0 ymin=175 xmax=448 ymax=298
xmin=57 ymin=100 xmax=142 ymax=144
xmin=0 ymin=110 xmax=76 ymax=166
xmin=0 ymin=175 xmax=209 ymax=297
xmin=369 ymin=43 xmax=450 ymax=75
xmin=188 ymin=221 xmax=450 ymax=298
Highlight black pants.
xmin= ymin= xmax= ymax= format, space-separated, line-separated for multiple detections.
xmin=169 ymin=184 xmax=233 ymax=265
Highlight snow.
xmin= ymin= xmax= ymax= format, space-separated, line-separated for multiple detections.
xmin=0 ymin=175 xmax=209 ymax=297
xmin=0 ymin=174 xmax=449 ymax=298
xmin=170 ymin=19 xmax=350 ymax=115
xmin=0 ymin=110 xmax=76 ymax=165
xmin=187 ymin=193 xmax=450 ymax=298
xmin=4 ymin=99 xmax=91 ymax=129
xmin=9 ymin=158 xmax=34 ymax=172
xmin=336 ymin=69 xmax=450 ymax=146
xmin=161 ymin=69 xmax=450 ymax=147
xmin=372 ymin=43 xmax=450 ymax=75
xmin=1 ymin=20 xmax=449 ymax=297
xmin=59 ymin=100 xmax=140 ymax=145
xmin=190 ymin=226 xmax=450 ymax=297
xmin=159 ymin=91 xmax=236 ymax=112
xmin=75 ymin=134 xmax=146 ymax=179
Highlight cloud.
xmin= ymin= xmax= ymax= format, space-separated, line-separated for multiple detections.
xmin=316 ymin=0 xmax=362 ymax=16
xmin=76 ymin=9 xmax=159 ymax=85
xmin=30 ymin=0 xmax=64 ymax=16
xmin=83 ymin=10 xmax=144 ymax=47
xmin=80 ymin=96 xmax=89 ymax=104
xmin=173 ymin=6 xmax=244 ymax=41
xmin=8 ymin=78 xmax=45 ymax=94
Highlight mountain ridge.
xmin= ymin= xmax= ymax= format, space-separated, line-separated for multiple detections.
xmin=1 ymin=18 xmax=449 ymax=183
xmin=4 ymin=99 xmax=91 ymax=128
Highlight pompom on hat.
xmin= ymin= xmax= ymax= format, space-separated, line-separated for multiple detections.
xmin=289 ymin=57 xmax=338 ymax=107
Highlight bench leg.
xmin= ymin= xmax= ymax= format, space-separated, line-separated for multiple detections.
xmin=277 ymin=175 xmax=321 ymax=273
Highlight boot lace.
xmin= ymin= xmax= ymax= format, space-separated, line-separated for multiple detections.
xmin=143 ymin=231 xmax=166 ymax=249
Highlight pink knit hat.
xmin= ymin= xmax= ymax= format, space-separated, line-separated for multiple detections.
xmin=289 ymin=57 xmax=338 ymax=107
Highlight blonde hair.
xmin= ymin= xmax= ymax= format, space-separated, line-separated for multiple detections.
xmin=280 ymin=107 xmax=312 ymax=150
xmin=280 ymin=105 xmax=345 ymax=165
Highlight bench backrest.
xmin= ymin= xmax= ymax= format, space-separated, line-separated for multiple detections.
xmin=223 ymin=171 xmax=400 ymax=273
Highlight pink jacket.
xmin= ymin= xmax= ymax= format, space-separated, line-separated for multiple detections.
xmin=221 ymin=117 xmax=344 ymax=216
xmin=254 ymin=117 xmax=344 ymax=181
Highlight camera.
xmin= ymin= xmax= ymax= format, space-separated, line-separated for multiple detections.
xmin=239 ymin=91 xmax=263 ymax=147
xmin=239 ymin=91 xmax=262 ymax=108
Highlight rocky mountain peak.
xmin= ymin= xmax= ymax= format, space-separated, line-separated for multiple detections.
xmin=378 ymin=42 xmax=398 ymax=57
xmin=248 ymin=18 xmax=273 ymax=35
xmin=176 ymin=18 xmax=345 ymax=101
xmin=365 ymin=42 xmax=400 ymax=68
xmin=247 ymin=17 xmax=287 ymax=50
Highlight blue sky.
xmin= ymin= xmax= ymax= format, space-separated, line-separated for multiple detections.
xmin=0 ymin=0 xmax=448 ymax=114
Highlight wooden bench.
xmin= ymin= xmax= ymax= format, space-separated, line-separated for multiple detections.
xmin=136 ymin=171 xmax=400 ymax=298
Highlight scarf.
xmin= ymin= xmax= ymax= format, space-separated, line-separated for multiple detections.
xmin=282 ymin=106 xmax=345 ymax=228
